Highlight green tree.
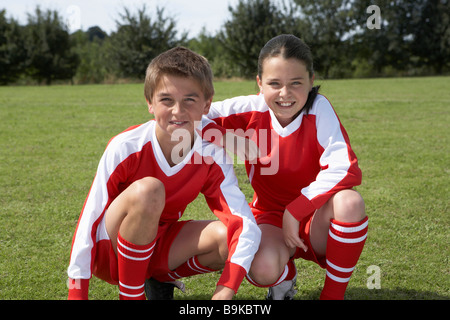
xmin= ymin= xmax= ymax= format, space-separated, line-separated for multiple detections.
xmin=71 ymin=28 xmax=110 ymax=84
xmin=86 ymin=26 xmax=108 ymax=42
xmin=410 ymin=0 xmax=450 ymax=74
xmin=352 ymin=0 xmax=449 ymax=76
xmin=356 ymin=0 xmax=422 ymax=74
xmin=23 ymin=7 xmax=79 ymax=85
xmin=108 ymin=5 xmax=187 ymax=79
xmin=0 ymin=10 xmax=27 ymax=84
xmin=293 ymin=0 xmax=358 ymax=78
xmin=187 ymin=27 xmax=237 ymax=78
xmin=220 ymin=0 xmax=302 ymax=78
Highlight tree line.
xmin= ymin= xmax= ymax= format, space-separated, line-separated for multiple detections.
xmin=1 ymin=0 xmax=448 ymax=85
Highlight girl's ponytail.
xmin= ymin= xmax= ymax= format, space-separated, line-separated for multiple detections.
xmin=302 ymin=85 xmax=320 ymax=115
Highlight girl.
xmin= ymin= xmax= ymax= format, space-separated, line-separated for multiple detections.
xmin=204 ymin=34 xmax=368 ymax=300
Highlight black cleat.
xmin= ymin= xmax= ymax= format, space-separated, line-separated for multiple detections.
xmin=144 ymin=278 xmax=186 ymax=300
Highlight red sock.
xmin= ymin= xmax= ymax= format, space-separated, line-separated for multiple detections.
xmin=117 ymin=232 xmax=156 ymax=300
xmin=153 ymin=256 xmax=216 ymax=282
xmin=246 ymin=259 xmax=297 ymax=288
xmin=320 ymin=216 xmax=368 ymax=300
xmin=284 ymin=259 xmax=297 ymax=282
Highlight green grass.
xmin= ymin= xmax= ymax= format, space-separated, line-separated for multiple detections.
xmin=0 ymin=77 xmax=448 ymax=300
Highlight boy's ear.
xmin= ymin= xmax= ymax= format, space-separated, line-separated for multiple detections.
xmin=146 ymin=99 xmax=154 ymax=114
xmin=202 ymin=98 xmax=213 ymax=115
xmin=256 ymin=75 xmax=263 ymax=93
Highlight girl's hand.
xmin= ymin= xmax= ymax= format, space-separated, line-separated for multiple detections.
xmin=282 ymin=209 xmax=308 ymax=252
xmin=223 ymin=132 xmax=260 ymax=162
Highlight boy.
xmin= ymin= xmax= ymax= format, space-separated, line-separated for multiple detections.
xmin=67 ymin=47 xmax=261 ymax=300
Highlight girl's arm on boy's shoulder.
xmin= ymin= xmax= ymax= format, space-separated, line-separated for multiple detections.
xmin=200 ymin=96 xmax=262 ymax=161
xmin=208 ymin=94 xmax=266 ymax=123
xmin=203 ymin=94 xmax=266 ymax=134
xmin=200 ymin=116 xmax=259 ymax=162
xmin=286 ymin=96 xmax=362 ymax=222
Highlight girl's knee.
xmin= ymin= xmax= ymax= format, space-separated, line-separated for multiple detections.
xmin=249 ymin=256 xmax=283 ymax=286
xmin=212 ymin=221 xmax=229 ymax=262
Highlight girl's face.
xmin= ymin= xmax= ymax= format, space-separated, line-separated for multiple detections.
xmin=257 ymin=56 xmax=314 ymax=128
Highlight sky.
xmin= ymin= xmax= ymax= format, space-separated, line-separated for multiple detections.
xmin=1 ymin=0 xmax=241 ymax=37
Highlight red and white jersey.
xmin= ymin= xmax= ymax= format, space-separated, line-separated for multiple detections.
xmin=204 ymin=94 xmax=362 ymax=223
xmin=67 ymin=120 xmax=261 ymax=295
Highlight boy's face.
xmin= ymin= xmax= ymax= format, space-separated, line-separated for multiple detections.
xmin=257 ymin=57 xmax=314 ymax=128
xmin=148 ymin=74 xmax=212 ymax=146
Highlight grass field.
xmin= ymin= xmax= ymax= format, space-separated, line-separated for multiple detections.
xmin=0 ymin=77 xmax=448 ymax=300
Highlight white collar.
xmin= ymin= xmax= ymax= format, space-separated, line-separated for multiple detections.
xmin=268 ymin=108 xmax=303 ymax=138
xmin=150 ymin=122 xmax=202 ymax=176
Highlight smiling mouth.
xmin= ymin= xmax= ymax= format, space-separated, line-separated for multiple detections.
xmin=169 ymin=120 xmax=188 ymax=126
xmin=276 ymin=101 xmax=295 ymax=108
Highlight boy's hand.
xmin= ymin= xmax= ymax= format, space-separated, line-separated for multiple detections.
xmin=212 ymin=285 xmax=235 ymax=300
xmin=223 ymin=132 xmax=260 ymax=162
xmin=282 ymin=209 xmax=308 ymax=252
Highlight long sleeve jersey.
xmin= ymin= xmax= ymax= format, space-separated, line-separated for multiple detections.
xmin=67 ymin=120 xmax=261 ymax=298
xmin=204 ymin=94 xmax=362 ymax=222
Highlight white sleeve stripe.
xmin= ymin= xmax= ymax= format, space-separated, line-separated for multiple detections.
xmin=209 ymin=94 xmax=267 ymax=118
xmin=67 ymin=122 xmax=154 ymax=280
xmin=209 ymin=148 xmax=260 ymax=272
xmin=301 ymin=96 xmax=354 ymax=201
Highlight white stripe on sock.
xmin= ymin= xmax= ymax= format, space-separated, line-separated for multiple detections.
xmin=326 ymin=270 xmax=351 ymax=283
xmin=330 ymin=220 xmax=368 ymax=233
xmin=117 ymin=247 xmax=153 ymax=261
xmin=326 ymin=259 xmax=355 ymax=273
xmin=328 ymin=230 xmax=367 ymax=244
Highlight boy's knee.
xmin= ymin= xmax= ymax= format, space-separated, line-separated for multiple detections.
xmin=130 ymin=177 xmax=165 ymax=214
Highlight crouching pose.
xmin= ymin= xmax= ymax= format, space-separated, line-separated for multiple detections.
xmin=204 ymin=34 xmax=367 ymax=300
xmin=67 ymin=47 xmax=261 ymax=300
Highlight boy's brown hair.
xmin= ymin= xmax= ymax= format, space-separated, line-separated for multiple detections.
xmin=144 ymin=47 xmax=214 ymax=103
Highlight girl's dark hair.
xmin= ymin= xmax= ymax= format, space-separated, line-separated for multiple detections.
xmin=258 ymin=34 xmax=320 ymax=114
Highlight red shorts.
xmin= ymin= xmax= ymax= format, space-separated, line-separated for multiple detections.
xmin=252 ymin=207 xmax=326 ymax=269
xmin=92 ymin=219 xmax=190 ymax=285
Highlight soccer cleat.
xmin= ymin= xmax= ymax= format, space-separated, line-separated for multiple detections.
xmin=266 ymin=271 xmax=298 ymax=300
xmin=144 ymin=278 xmax=186 ymax=300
